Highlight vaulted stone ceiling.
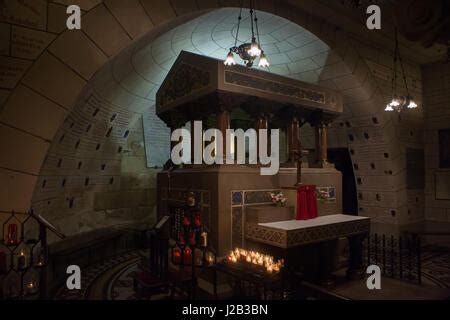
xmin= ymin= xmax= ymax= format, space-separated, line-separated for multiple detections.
xmin=296 ymin=0 xmax=448 ymax=63
xmin=92 ymin=8 xmax=335 ymax=112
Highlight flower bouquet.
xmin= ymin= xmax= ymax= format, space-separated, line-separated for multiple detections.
xmin=269 ymin=192 xmax=287 ymax=207
xmin=317 ymin=189 xmax=330 ymax=203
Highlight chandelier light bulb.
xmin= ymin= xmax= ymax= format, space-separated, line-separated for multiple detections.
xmin=385 ymin=98 xmax=400 ymax=112
xmin=248 ymin=39 xmax=261 ymax=57
xmin=390 ymin=98 xmax=401 ymax=107
xmin=407 ymin=99 xmax=418 ymax=109
xmin=258 ymin=53 xmax=269 ymax=68
xmin=224 ymin=51 xmax=236 ymax=66
xmin=384 ymin=104 xmax=394 ymax=112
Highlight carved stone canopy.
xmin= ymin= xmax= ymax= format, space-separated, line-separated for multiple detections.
xmin=156 ymin=51 xmax=343 ymax=128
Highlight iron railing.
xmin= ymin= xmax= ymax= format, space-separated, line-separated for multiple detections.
xmin=365 ymin=233 xmax=422 ymax=284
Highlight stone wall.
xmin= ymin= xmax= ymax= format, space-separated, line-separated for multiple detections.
xmin=423 ymin=62 xmax=450 ymax=223
xmin=31 ymin=96 xmax=158 ymax=242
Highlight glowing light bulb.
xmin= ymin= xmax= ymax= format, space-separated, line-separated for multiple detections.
xmin=384 ymin=104 xmax=394 ymax=112
xmin=390 ymin=98 xmax=401 ymax=107
xmin=407 ymin=100 xmax=418 ymax=109
xmin=248 ymin=41 xmax=261 ymax=57
xmin=224 ymin=51 xmax=236 ymax=66
xmin=258 ymin=53 xmax=269 ymax=68
xmin=385 ymin=98 xmax=400 ymax=112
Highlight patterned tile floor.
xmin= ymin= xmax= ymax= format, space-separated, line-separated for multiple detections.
xmin=53 ymin=248 xmax=450 ymax=300
xmin=421 ymin=251 xmax=450 ymax=289
xmin=54 ymin=251 xmax=140 ymax=300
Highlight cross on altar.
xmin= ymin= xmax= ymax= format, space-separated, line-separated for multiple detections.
xmin=293 ymin=148 xmax=309 ymax=186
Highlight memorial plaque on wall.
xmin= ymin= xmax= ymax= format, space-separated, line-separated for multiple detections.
xmin=0 ymin=0 xmax=47 ymax=30
xmin=11 ymin=26 xmax=55 ymax=60
xmin=436 ymin=171 xmax=450 ymax=200
xmin=143 ymin=106 xmax=170 ymax=168
xmin=439 ymin=129 xmax=450 ymax=168
xmin=0 ymin=56 xmax=31 ymax=89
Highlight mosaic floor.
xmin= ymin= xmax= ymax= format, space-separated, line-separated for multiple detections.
xmin=53 ymin=248 xmax=450 ymax=300
xmin=421 ymin=251 xmax=450 ymax=289
xmin=54 ymin=251 xmax=140 ymax=300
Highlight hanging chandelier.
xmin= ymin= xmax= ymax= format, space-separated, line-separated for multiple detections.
xmin=385 ymin=30 xmax=418 ymax=112
xmin=224 ymin=1 xmax=269 ymax=68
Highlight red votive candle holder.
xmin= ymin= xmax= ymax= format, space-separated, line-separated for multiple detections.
xmin=173 ymin=248 xmax=182 ymax=264
xmin=6 ymin=224 xmax=18 ymax=246
xmin=184 ymin=247 xmax=192 ymax=265
xmin=194 ymin=213 xmax=201 ymax=227
xmin=189 ymin=231 xmax=196 ymax=246
xmin=178 ymin=232 xmax=185 ymax=245
xmin=183 ymin=216 xmax=191 ymax=226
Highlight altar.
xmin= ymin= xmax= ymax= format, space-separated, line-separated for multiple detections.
xmin=155 ymin=51 xmax=369 ymax=283
xmin=245 ymin=214 xmax=370 ymax=282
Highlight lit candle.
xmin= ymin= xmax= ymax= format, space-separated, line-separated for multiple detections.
xmin=173 ymin=247 xmax=182 ymax=264
xmin=200 ymin=232 xmax=207 ymax=247
xmin=267 ymin=265 xmax=273 ymax=273
xmin=184 ymin=247 xmax=192 ymax=260
xmin=26 ymin=281 xmax=34 ymax=291
xmin=207 ymin=254 xmax=214 ymax=265
xmin=36 ymin=252 xmax=45 ymax=268
xmin=17 ymin=250 xmax=27 ymax=270
xmin=26 ymin=280 xmax=38 ymax=295
xmin=246 ymin=255 xmax=251 ymax=263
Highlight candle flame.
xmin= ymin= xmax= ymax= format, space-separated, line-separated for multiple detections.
xmin=227 ymin=248 xmax=283 ymax=273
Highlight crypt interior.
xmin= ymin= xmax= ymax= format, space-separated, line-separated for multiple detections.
xmin=0 ymin=0 xmax=450 ymax=300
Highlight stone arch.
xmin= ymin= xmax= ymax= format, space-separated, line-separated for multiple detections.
xmin=0 ymin=0 xmax=409 ymax=236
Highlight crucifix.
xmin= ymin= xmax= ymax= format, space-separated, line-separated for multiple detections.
xmin=293 ymin=148 xmax=309 ymax=186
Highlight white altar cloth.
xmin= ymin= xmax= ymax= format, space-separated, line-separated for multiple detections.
xmin=258 ymin=214 xmax=369 ymax=230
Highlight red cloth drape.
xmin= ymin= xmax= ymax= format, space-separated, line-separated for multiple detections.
xmin=296 ymin=185 xmax=318 ymax=220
